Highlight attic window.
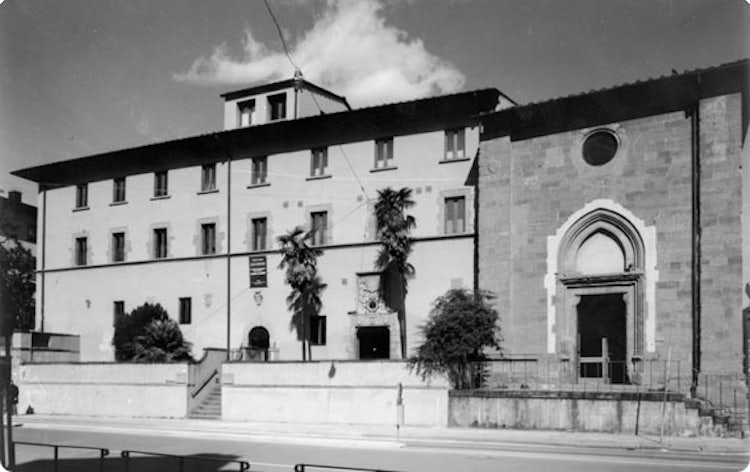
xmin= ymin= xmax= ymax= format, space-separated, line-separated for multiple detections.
xmin=238 ymin=99 xmax=255 ymax=127
xmin=582 ymin=130 xmax=618 ymax=166
xmin=268 ymin=93 xmax=286 ymax=121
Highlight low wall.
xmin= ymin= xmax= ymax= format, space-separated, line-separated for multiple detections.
xmin=18 ymin=362 xmax=189 ymax=418
xmin=449 ymin=390 xmax=702 ymax=436
xmin=222 ymin=361 xmax=449 ymax=426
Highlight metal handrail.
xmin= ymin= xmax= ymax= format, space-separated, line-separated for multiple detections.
xmin=121 ymin=449 xmax=250 ymax=471
xmin=294 ymin=464 xmax=401 ymax=472
xmin=190 ymin=368 xmax=219 ymax=399
xmin=13 ymin=441 xmax=109 ymax=472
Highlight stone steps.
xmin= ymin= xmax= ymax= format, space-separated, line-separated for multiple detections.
xmin=188 ymin=386 xmax=222 ymax=420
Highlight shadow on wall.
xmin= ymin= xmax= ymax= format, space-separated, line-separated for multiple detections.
xmin=14 ymin=450 xmax=248 ymax=472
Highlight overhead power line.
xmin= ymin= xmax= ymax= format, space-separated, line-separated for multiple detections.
xmin=261 ymin=0 xmax=370 ymax=202
xmin=262 ymin=0 xmax=299 ymax=72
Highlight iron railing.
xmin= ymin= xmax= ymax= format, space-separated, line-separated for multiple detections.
xmin=294 ymin=464 xmax=402 ymax=472
xmin=478 ymin=358 xmax=694 ymax=392
xmin=120 ymin=450 xmax=250 ymax=472
xmin=12 ymin=442 xmax=251 ymax=472
xmin=13 ymin=441 xmax=110 ymax=472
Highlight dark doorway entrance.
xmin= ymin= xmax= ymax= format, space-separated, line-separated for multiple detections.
xmin=247 ymin=326 xmax=269 ymax=361
xmin=577 ymin=293 xmax=627 ymax=383
xmin=358 ymin=326 xmax=390 ymax=359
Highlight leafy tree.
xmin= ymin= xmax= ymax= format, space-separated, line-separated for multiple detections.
xmin=112 ymin=302 xmax=170 ymax=361
xmin=374 ymin=187 xmax=415 ymax=359
xmin=132 ymin=319 xmax=193 ymax=362
xmin=408 ymin=289 xmax=502 ymax=389
xmin=0 ymin=237 xmax=35 ymax=332
xmin=278 ymin=226 xmax=325 ymax=361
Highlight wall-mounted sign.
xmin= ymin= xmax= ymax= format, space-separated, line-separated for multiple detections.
xmin=249 ymin=256 xmax=268 ymax=288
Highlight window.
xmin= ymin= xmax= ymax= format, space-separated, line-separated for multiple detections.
xmin=310 ymin=148 xmax=328 ymax=177
xmin=113 ymin=177 xmax=126 ymax=203
xmin=179 ymin=297 xmax=192 ymax=325
xmin=75 ymin=184 xmax=88 ymax=209
xmin=310 ymin=211 xmax=328 ymax=246
xmin=201 ymin=164 xmax=216 ymax=192
xmin=154 ymin=171 xmax=168 ymax=197
xmin=154 ymin=228 xmax=168 ymax=259
xmin=201 ymin=223 xmax=216 ymax=255
xmin=252 ymin=217 xmax=267 ymax=251
xmin=582 ymin=130 xmax=618 ymax=166
xmin=113 ymin=301 xmax=125 ymax=326
xmin=374 ymin=138 xmax=394 ymax=169
xmin=75 ymin=237 xmax=87 ymax=266
xmin=267 ymin=93 xmax=286 ymax=121
xmin=445 ymin=128 xmax=466 ymax=160
xmin=238 ymin=99 xmax=256 ymax=127
xmin=251 ymin=156 xmax=267 ymax=185
xmin=112 ymin=232 xmax=125 ymax=262
xmin=444 ymin=196 xmax=466 ymax=234
xmin=310 ymin=315 xmax=326 ymax=345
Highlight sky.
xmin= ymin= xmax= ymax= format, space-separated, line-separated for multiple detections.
xmin=0 ymin=0 xmax=748 ymax=204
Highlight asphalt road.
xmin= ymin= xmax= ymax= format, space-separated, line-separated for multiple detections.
xmin=8 ymin=425 xmax=749 ymax=472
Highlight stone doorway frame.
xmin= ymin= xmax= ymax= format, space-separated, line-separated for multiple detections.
xmin=554 ymin=206 xmax=648 ymax=383
xmin=559 ymin=274 xmax=643 ymax=383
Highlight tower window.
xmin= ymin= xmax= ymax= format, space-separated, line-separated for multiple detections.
xmin=268 ymin=93 xmax=287 ymax=121
xmin=238 ymin=99 xmax=256 ymax=127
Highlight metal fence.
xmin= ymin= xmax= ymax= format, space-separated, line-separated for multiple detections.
xmin=12 ymin=442 xmax=251 ymax=472
xmin=294 ymin=465 xmax=402 ymax=472
xmin=695 ymin=372 xmax=748 ymax=427
xmin=480 ymin=358 xmax=692 ymax=393
xmin=476 ymin=358 xmax=748 ymax=428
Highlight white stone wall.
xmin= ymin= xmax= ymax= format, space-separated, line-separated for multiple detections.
xmin=222 ymin=361 xmax=449 ymax=426
xmin=18 ymin=363 xmax=189 ymax=418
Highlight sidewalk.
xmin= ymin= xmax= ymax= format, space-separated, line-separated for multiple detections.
xmin=15 ymin=414 xmax=750 ymax=456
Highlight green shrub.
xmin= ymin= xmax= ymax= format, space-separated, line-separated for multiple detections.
xmin=132 ymin=319 xmax=193 ymax=362
xmin=408 ymin=289 xmax=502 ymax=389
xmin=112 ymin=302 xmax=192 ymax=362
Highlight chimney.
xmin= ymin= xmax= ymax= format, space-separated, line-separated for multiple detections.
xmin=8 ymin=191 xmax=21 ymax=204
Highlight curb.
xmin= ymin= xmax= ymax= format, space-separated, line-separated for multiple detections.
xmin=15 ymin=416 xmax=750 ymax=457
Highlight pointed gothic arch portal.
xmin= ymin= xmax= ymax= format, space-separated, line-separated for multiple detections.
xmin=557 ymin=209 xmax=645 ymax=384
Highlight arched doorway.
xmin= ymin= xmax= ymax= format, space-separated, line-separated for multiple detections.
xmin=247 ymin=326 xmax=270 ymax=361
xmin=557 ymin=209 xmax=645 ymax=384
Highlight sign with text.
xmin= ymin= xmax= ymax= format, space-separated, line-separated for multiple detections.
xmin=249 ymin=256 xmax=268 ymax=288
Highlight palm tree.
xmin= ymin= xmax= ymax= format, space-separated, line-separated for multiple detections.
xmin=278 ymin=226 xmax=324 ymax=361
xmin=286 ymin=275 xmax=327 ymax=361
xmin=374 ymin=187 xmax=416 ymax=359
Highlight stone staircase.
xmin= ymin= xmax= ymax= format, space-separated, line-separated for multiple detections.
xmin=188 ymin=382 xmax=222 ymax=420
xmin=693 ymin=401 xmax=747 ymax=438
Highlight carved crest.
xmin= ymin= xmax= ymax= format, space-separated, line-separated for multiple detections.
xmin=357 ymin=273 xmax=385 ymax=315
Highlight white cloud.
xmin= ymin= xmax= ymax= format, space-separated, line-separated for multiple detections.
xmin=173 ymin=0 xmax=465 ymax=107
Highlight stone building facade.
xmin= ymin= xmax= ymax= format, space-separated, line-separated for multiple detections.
xmin=477 ymin=60 xmax=748 ymax=396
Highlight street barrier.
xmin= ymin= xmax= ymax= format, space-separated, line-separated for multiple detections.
xmin=13 ymin=441 xmax=109 ymax=472
xmin=294 ymin=464 xmax=402 ymax=472
xmin=120 ymin=450 xmax=250 ymax=472
xmin=12 ymin=441 xmax=251 ymax=472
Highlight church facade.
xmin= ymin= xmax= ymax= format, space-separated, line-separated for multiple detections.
xmin=476 ymin=60 xmax=749 ymax=398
